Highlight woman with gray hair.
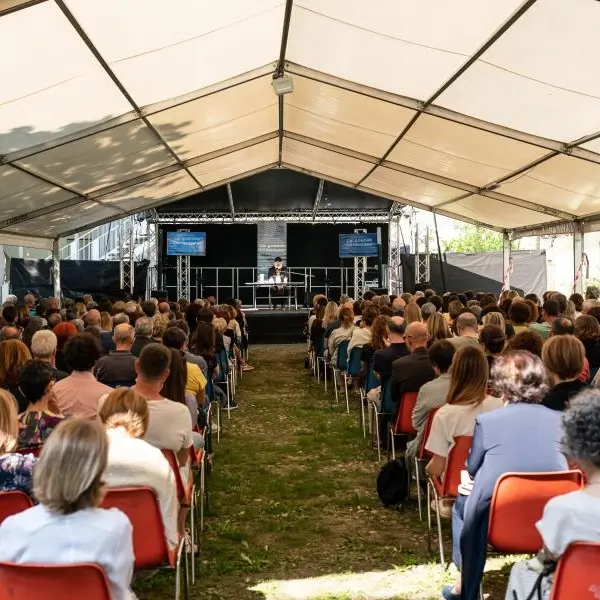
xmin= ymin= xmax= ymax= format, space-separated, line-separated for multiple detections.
xmin=505 ymin=389 xmax=600 ymax=599
xmin=0 ymin=419 xmax=136 ymax=600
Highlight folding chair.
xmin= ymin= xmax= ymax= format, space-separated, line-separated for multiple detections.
xmin=314 ymin=334 xmax=325 ymax=382
xmin=0 ymin=562 xmax=111 ymax=600
xmin=161 ymin=449 xmax=198 ymax=585
xmin=206 ymin=377 xmax=221 ymax=444
xmin=427 ymin=435 xmax=473 ymax=570
xmin=347 ymin=347 xmax=365 ymax=434
xmin=331 ymin=340 xmax=350 ymax=412
xmin=217 ymin=349 xmax=234 ymax=418
xmin=389 ymin=392 xmax=418 ymax=460
xmin=368 ymin=379 xmax=392 ymax=462
xmin=102 ymin=486 xmax=188 ymax=600
xmin=487 ymin=470 xmax=584 ymax=554
xmin=0 ymin=491 xmax=33 ymax=526
xmin=549 ymin=541 xmax=600 ymax=599
xmin=189 ymin=441 xmax=207 ymax=532
xmin=413 ymin=408 xmax=439 ymax=521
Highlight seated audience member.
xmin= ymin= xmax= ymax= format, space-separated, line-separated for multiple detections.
xmin=443 ymin=351 xmax=567 ymax=600
xmin=373 ymin=316 xmax=408 ymax=386
xmin=504 ymin=329 xmax=544 ymax=357
xmin=170 ymin=319 xmax=209 ymax=378
xmin=53 ymin=333 xmax=112 ymax=419
xmin=100 ymin=312 xmax=113 ymax=333
xmin=95 ymin=324 xmax=137 ymax=388
xmin=530 ymin=299 xmax=560 ymax=340
xmin=323 ymin=301 xmax=340 ymax=347
xmin=131 ymin=317 xmax=154 ymax=357
xmin=163 ymin=327 xmax=207 ymax=407
xmin=46 ymin=312 xmax=62 ymax=330
xmin=508 ymin=301 xmax=531 ymax=334
xmin=427 ymin=312 xmax=452 ymax=344
xmin=53 ymin=321 xmax=78 ymax=373
xmin=0 ymin=339 xmax=32 ymax=412
xmin=448 ymin=312 xmax=480 ymax=351
xmin=575 ymin=314 xmax=600 ymax=382
xmin=404 ymin=302 xmax=422 ymax=325
xmin=479 ymin=324 xmax=506 ymax=373
xmin=582 ymin=298 xmax=600 ymax=315
xmin=0 ymin=389 xmax=36 ymax=492
xmin=22 ymin=317 xmax=44 ymax=349
xmin=541 ymin=334 xmax=587 ymax=411
xmin=134 ymin=344 xmax=193 ymax=470
xmin=447 ymin=299 xmax=464 ymax=333
xmin=141 ymin=300 xmax=157 ymax=318
xmin=348 ymin=306 xmax=378 ymax=355
xmin=481 ymin=309 xmax=514 ymax=339
xmin=162 ymin=348 xmax=204 ymax=450
xmin=328 ymin=306 xmax=355 ymax=365
xmin=17 ymin=360 xmax=64 ymax=451
xmin=425 ymin=346 xmax=502 ymax=481
xmin=505 ymin=389 xmax=600 ymax=599
xmin=550 ymin=316 xmax=574 ymax=337
xmin=0 ymin=419 xmax=136 ymax=600
xmin=569 ymin=292 xmax=584 ymax=318
xmin=99 ymin=388 xmax=179 ymax=551
xmin=310 ymin=305 xmax=326 ymax=356
xmin=361 ymin=315 xmax=389 ymax=370
xmin=390 ymin=322 xmax=435 ymax=414
xmin=30 ymin=330 xmax=68 ymax=381
xmin=391 ymin=295 xmax=406 ymax=315
xmin=420 ymin=302 xmax=437 ymax=323
xmin=406 ymin=340 xmax=455 ymax=462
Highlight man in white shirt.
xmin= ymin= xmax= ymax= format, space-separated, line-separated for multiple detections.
xmin=133 ymin=344 xmax=193 ymax=469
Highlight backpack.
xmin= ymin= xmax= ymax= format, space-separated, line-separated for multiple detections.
xmin=377 ymin=458 xmax=409 ymax=507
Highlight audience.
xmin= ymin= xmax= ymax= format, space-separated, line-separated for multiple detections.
xmin=348 ymin=306 xmax=377 ymax=355
xmin=427 ymin=312 xmax=452 ymax=343
xmin=17 ymin=360 xmax=64 ymax=451
xmin=508 ymin=300 xmax=531 ymax=334
xmin=53 ymin=321 xmax=78 ymax=373
xmin=328 ymin=306 xmax=355 ymax=364
xmin=53 ymin=333 xmax=112 ymax=419
xmin=504 ymin=329 xmax=544 ymax=356
xmin=575 ymin=314 xmax=600 ymax=382
xmin=0 ymin=418 xmax=136 ymax=600
xmin=448 ymin=312 xmax=480 ymax=350
xmin=95 ymin=323 xmax=137 ymax=388
xmin=0 ymin=389 xmax=37 ymax=492
xmin=131 ymin=317 xmax=154 ymax=357
xmin=404 ymin=302 xmax=422 ymax=325
xmin=479 ymin=324 xmax=506 ymax=372
xmin=530 ymin=299 xmax=560 ymax=340
xmin=99 ymin=388 xmax=179 ymax=551
xmin=443 ymin=351 xmax=567 ymax=600
xmin=0 ymin=339 xmax=32 ymax=412
xmin=541 ymin=334 xmax=588 ymax=411
xmin=30 ymin=330 xmax=68 ymax=381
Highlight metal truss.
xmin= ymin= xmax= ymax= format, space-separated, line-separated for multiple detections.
xmin=176 ymin=228 xmax=191 ymax=300
xmin=119 ymin=216 xmax=135 ymax=294
xmin=353 ymin=228 xmax=368 ymax=300
xmin=143 ymin=209 xmax=159 ymax=297
xmin=156 ymin=210 xmax=391 ymax=225
xmin=414 ymin=215 xmax=431 ymax=285
xmin=388 ymin=205 xmax=403 ymax=295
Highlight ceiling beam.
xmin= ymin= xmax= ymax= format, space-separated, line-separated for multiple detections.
xmin=312 ymin=179 xmax=325 ymax=221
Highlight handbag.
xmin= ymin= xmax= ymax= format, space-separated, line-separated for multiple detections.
xmin=511 ymin=557 xmax=556 ymax=600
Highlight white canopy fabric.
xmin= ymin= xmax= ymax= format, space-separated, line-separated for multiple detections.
xmin=1 ymin=0 xmax=600 ymax=244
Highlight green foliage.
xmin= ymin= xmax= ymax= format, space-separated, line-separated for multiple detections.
xmin=443 ymin=224 xmax=504 ymax=253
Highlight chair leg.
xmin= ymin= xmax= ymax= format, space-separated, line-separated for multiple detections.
xmin=360 ymin=390 xmax=366 ymax=438
xmin=324 ymin=362 xmax=328 ymax=392
xmin=200 ymin=458 xmax=205 ymax=532
xmin=390 ymin=428 xmax=396 ymax=460
xmin=343 ymin=374 xmax=350 ymax=413
xmin=332 ymin=369 xmax=339 ymax=404
xmin=427 ymin=481 xmax=432 ymax=552
xmin=415 ymin=457 xmax=423 ymax=521
xmin=430 ymin=484 xmax=446 ymax=570
xmin=189 ymin=490 xmax=196 ymax=585
xmin=375 ymin=410 xmax=381 ymax=462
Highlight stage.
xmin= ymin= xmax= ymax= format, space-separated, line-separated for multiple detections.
xmin=244 ymin=308 xmax=308 ymax=345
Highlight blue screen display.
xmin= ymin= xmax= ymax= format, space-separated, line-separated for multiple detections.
xmin=339 ymin=233 xmax=378 ymax=258
xmin=166 ymin=232 xmax=207 ymax=256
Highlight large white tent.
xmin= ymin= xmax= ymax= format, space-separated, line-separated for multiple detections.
xmin=2 ymin=0 xmax=600 ymax=253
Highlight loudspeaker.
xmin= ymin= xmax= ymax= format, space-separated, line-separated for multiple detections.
xmin=150 ymin=290 xmax=168 ymax=300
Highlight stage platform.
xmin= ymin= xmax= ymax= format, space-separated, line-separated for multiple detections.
xmin=245 ymin=308 xmax=308 ymax=345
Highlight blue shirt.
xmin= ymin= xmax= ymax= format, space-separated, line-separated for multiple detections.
xmin=0 ymin=504 xmax=135 ymax=600
xmin=466 ymin=403 xmax=567 ymax=507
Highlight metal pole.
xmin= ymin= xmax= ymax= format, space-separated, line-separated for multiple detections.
xmin=573 ymin=223 xmax=585 ymax=295
xmin=52 ymin=238 xmax=61 ymax=308
xmin=503 ymin=232 xmax=512 ymax=292
xmin=433 ymin=213 xmax=447 ymax=293
xmin=129 ymin=219 xmax=135 ymax=295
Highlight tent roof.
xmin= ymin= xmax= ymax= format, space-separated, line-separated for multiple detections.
xmin=2 ymin=0 xmax=600 ymax=246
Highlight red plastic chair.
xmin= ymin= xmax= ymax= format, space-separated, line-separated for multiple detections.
xmin=389 ymin=392 xmax=418 ymax=460
xmin=550 ymin=541 xmax=600 ymax=599
xmin=488 ymin=470 xmax=584 ymax=554
xmin=427 ymin=435 xmax=473 ymax=570
xmin=0 ymin=562 xmax=111 ymax=600
xmin=101 ymin=487 xmax=187 ymax=599
xmin=413 ymin=407 xmax=439 ymax=521
xmin=0 ymin=491 xmax=33 ymax=526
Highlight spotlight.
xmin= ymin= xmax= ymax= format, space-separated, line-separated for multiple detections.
xmin=271 ymin=74 xmax=294 ymax=96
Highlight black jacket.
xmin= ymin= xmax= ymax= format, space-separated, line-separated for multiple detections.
xmin=390 ymin=347 xmax=436 ymax=410
xmin=542 ymin=379 xmax=588 ymax=412
xmin=131 ymin=336 xmax=154 ymax=358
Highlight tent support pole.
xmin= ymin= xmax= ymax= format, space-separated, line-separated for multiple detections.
xmin=433 ymin=213 xmax=446 ymax=293
xmin=503 ymin=232 xmax=512 ymax=292
xmin=52 ymin=238 xmax=61 ymax=308
xmin=573 ymin=224 xmax=585 ymax=295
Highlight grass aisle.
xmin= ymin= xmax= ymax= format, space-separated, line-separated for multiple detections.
xmin=136 ymin=344 xmax=512 ymax=600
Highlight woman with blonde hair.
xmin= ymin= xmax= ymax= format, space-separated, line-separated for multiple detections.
xmin=323 ymin=301 xmax=339 ymax=330
xmin=0 ymin=339 xmax=32 ymax=412
xmin=427 ymin=312 xmax=452 ymax=343
xmin=328 ymin=306 xmax=355 ymax=364
xmin=100 ymin=311 xmax=113 ymax=332
xmin=0 ymin=418 xmax=136 ymax=600
xmin=99 ymin=388 xmax=179 ymax=551
xmin=404 ymin=302 xmax=422 ymax=325
xmin=425 ymin=346 xmax=503 ymax=479
xmin=0 ymin=389 xmax=37 ymax=492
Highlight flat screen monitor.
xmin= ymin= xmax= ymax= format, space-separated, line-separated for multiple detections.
xmin=339 ymin=233 xmax=378 ymax=258
xmin=166 ymin=231 xmax=206 ymax=256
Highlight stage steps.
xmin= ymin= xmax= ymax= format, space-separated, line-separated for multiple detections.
xmin=245 ymin=310 xmax=308 ymax=345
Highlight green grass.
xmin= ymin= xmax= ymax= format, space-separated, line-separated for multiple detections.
xmin=133 ymin=345 xmax=513 ymax=599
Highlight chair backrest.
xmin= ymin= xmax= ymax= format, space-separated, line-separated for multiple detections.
xmin=550 ymin=542 xmax=600 ymax=599
xmin=417 ymin=408 xmax=439 ymax=459
xmin=0 ymin=562 xmax=111 ymax=600
xmin=101 ymin=487 xmax=169 ymax=569
xmin=337 ymin=340 xmax=349 ymax=370
xmin=365 ymin=365 xmax=378 ymax=393
xmin=380 ymin=380 xmax=394 ymax=414
xmin=439 ymin=435 xmax=473 ymax=497
xmin=347 ymin=347 xmax=363 ymax=377
xmin=488 ymin=470 xmax=584 ymax=553
xmin=161 ymin=448 xmax=186 ymax=502
xmin=0 ymin=491 xmax=34 ymax=526
xmin=315 ymin=333 xmax=325 ymax=358
xmin=392 ymin=392 xmax=418 ymax=435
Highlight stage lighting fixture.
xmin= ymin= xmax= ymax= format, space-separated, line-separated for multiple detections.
xmin=272 ymin=74 xmax=294 ymax=96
